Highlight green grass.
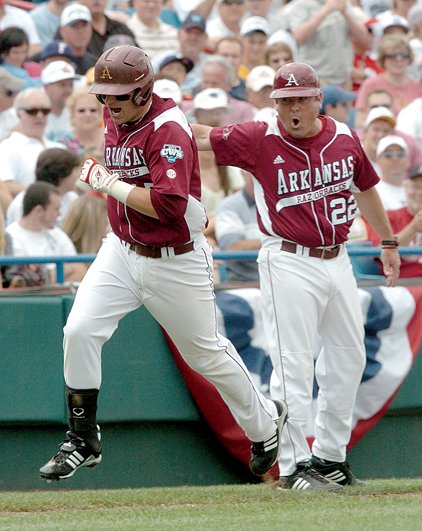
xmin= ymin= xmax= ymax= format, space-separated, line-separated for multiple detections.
xmin=1 ymin=479 xmax=422 ymax=530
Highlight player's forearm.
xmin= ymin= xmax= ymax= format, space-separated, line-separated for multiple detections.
xmin=227 ymin=239 xmax=262 ymax=251
xmin=354 ymin=188 xmax=395 ymax=240
xmin=125 ymin=187 xmax=159 ymax=219
xmin=191 ymin=123 xmax=213 ymax=151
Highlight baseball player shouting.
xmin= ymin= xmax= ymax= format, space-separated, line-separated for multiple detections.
xmin=39 ymin=45 xmax=288 ymax=482
xmin=193 ymin=62 xmax=400 ymax=491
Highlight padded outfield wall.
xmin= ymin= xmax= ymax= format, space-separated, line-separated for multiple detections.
xmin=0 ymin=294 xmax=421 ymax=491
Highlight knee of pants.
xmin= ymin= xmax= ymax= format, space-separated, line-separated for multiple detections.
xmin=64 ymin=316 xmax=108 ymax=351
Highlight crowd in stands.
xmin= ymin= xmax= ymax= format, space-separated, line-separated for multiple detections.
xmin=1 ymin=0 xmax=422 ymax=288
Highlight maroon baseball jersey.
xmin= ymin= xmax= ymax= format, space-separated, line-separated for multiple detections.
xmin=210 ymin=116 xmax=380 ymax=247
xmin=103 ymin=94 xmax=206 ymax=247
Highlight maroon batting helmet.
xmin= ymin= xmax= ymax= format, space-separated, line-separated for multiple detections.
xmin=89 ymin=45 xmax=154 ymax=106
xmin=270 ymin=62 xmax=321 ymax=99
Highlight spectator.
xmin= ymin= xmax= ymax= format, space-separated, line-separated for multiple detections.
xmin=61 ymin=192 xmax=109 ymax=268
xmin=245 ymin=0 xmax=278 ymax=33
xmin=374 ymin=134 xmax=409 ymax=210
xmin=78 ymin=0 xmax=136 ymax=59
xmin=396 ymin=93 xmax=422 ymax=146
xmin=0 ymin=26 xmax=43 ymax=90
xmin=155 ymin=52 xmax=194 ymax=87
xmin=5 ymin=181 xmax=86 ymax=283
xmin=126 ymin=0 xmax=179 ymax=61
xmin=408 ymin=2 xmax=422 ymax=81
xmin=42 ymin=60 xmax=81 ymax=141
xmin=0 ymin=87 xmax=63 ymax=204
xmin=57 ymin=86 xmax=104 ymax=161
xmin=245 ymin=64 xmax=275 ymax=120
xmin=214 ymin=35 xmax=246 ymax=100
xmin=183 ymin=54 xmax=254 ymax=124
xmin=279 ymin=0 xmax=371 ymax=86
xmin=193 ymin=87 xmax=244 ymax=245
xmin=360 ymin=106 xmax=422 ymax=175
xmin=351 ymin=17 xmax=384 ymax=94
xmin=35 ymin=40 xmax=78 ymax=69
xmin=264 ymin=41 xmax=294 ymax=72
xmin=6 ymin=148 xmax=81 ymax=227
xmin=0 ymin=0 xmax=42 ymax=57
xmin=206 ymin=0 xmax=247 ymax=45
xmin=215 ymin=169 xmax=260 ymax=282
xmin=238 ymin=15 xmax=270 ymax=80
xmin=58 ymin=3 xmax=98 ymax=76
xmin=320 ymin=84 xmax=356 ymax=126
xmin=365 ymin=164 xmax=422 ymax=278
xmin=0 ymin=67 xmax=23 ymax=141
xmin=30 ymin=0 xmax=68 ymax=49
xmin=102 ymin=33 xmax=136 ymax=52
xmin=177 ymin=12 xmax=210 ymax=98
xmin=354 ymin=34 xmax=420 ymax=128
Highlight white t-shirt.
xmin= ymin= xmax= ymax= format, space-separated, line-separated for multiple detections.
xmin=6 ymin=190 xmax=79 ymax=227
xmin=0 ymin=5 xmax=41 ymax=45
xmin=376 ymin=181 xmax=407 ymax=211
xmin=6 ymin=221 xmax=77 ymax=273
xmin=0 ymin=107 xmax=18 ymax=141
xmin=0 ymin=132 xmax=64 ymax=187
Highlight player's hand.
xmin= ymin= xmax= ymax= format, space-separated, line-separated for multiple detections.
xmin=80 ymin=158 xmax=119 ymax=195
xmin=380 ymin=248 xmax=401 ymax=287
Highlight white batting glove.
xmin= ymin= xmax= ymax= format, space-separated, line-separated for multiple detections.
xmin=80 ymin=158 xmax=134 ymax=203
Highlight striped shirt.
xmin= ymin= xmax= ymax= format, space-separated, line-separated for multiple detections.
xmin=126 ymin=16 xmax=179 ymax=60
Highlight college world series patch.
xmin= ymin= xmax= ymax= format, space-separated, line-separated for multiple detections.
xmin=160 ymin=144 xmax=184 ymax=163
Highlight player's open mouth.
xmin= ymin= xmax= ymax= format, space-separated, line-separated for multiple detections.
xmin=292 ymin=117 xmax=300 ymax=127
xmin=109 ymin=107 xmax=122 ymax=116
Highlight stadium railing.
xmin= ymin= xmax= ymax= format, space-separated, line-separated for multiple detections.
xmin=1 ymin=245 xmax=422 ymax=285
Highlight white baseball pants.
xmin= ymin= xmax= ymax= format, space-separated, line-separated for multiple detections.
xmin=258 ymin=246 xmax=366 ymax=476
xmin=64 ymin=232 xmax=278 ymax=442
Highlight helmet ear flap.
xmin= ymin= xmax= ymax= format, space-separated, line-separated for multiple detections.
xmin=133 ymin=87 xmax=153 ymax=106
xmin=96 ymin=94 xmax=106 ymax=105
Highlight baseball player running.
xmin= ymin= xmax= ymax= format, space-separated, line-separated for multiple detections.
xmin=192 ymin=62 xmax=400 ymax=491
xmin=39 ymin=45 xmax=287 ymax=482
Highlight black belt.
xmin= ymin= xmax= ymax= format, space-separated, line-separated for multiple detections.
xmin=126 ymin=241 xmax=194 ymax=258
xmin=281 ymin=241 xmax=341 ymax=260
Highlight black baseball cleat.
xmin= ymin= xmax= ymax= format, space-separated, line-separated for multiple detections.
xmin=249 ymin=399 xmax=288 ymax=476
xmin=40 ymin=428 xmax=102 ymax=482
xmin=310 ymin=455 xmax=365 ymax=486
xmin=279 ymin=461 xmax=344 ymax=492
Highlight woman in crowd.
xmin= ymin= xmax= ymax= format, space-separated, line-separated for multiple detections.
xmin=57 ymin=87 xmax=104 ymax=161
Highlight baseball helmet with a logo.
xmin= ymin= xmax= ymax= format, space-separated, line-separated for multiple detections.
xmin=89 ymin=45 xmax=154 ymax=106
xmin=270 ymin=62 xmax=320 ymax=99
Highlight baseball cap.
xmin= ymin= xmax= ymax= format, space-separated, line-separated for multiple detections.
xmin=193 ymin=88 xmax=228 ymax=110
xmin=0 ymin=67 xmax=24 ymax=92
xmin=40 ymin=40 xmax=76 ymax=62
xmin=180 ymin=12 xmax=206 ymax=32
xmin=159 ymin=53 xmax=194 ymax=74
xmin=154 ymin=78 xmax=182 ymax=105
xmin=103 ymin=34 xmax=136 ymax=52
xmin=364 ymin=106 xmax=396 ymax=128
xmin=321 ymin=85 xmax=356 ymax=112
xmin=240 ymin=16 xmax=270 ymax=37
xmin=60 ymin=3 xmax=92 ymax=27
xmin=246 ymin=65 xmax=275 ymax=92
xmin=379 ymin=14 xmax=409 ymax=33
xmin=408 ymin=163 xmax=422 ymax=179
xmin=376 ymin=135 xmax=408 ymax=158
xmin=41 ymin=61 xmax=81 ymax=85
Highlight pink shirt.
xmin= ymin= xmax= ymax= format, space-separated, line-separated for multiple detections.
xmin=355 ymin=74 xmax=421 ymax=116
xmin=210 ymin=116 xmax=379 ymax=247
xmin=103 ymin=95 xmax=207 ymax=247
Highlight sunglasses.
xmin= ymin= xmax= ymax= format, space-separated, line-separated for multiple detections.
xmin=385 ymin=52 xmax=411 ymax=60
xmin=222 ymin=0 xmax=245 ymax=4
xmin=4 ymin=89 xmax=16 ymax=97
xmin=22 ymin=108 xmax=51 ymax=116
xmin=77 ymin=107 xmax=100 ymax=113
xmin=98 ymin=93 xmax=132 ymax=103
xmin=383 ymin=151 xmax=407 ymax=158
